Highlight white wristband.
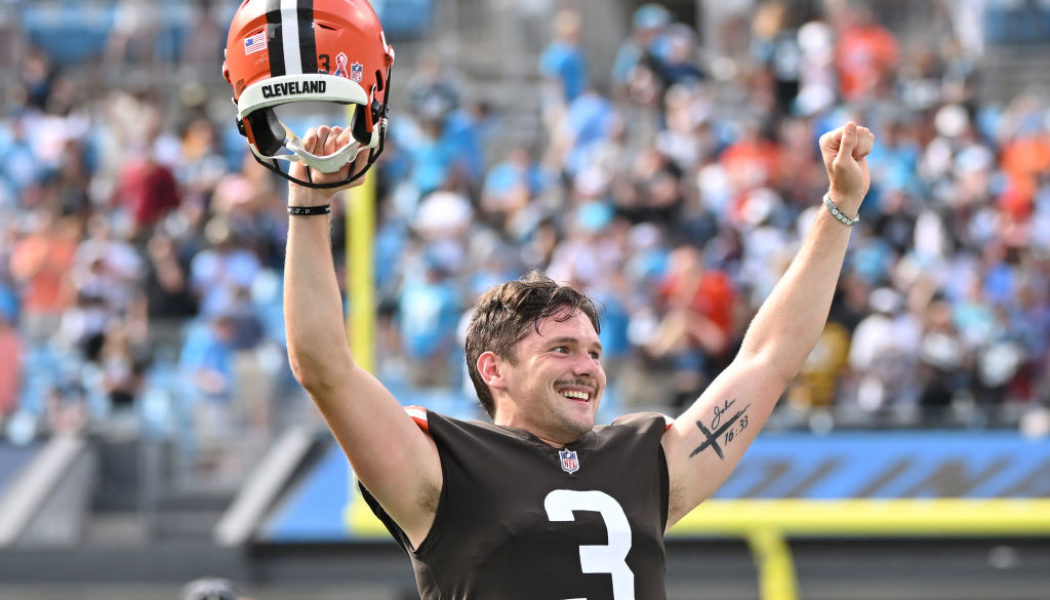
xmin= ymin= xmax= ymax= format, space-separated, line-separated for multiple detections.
xmin=822 ymin=193 xmax=859 ymax=227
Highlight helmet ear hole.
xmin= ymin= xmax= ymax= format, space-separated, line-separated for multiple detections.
xmin=245 ymin=109 xmax=286 ymax=156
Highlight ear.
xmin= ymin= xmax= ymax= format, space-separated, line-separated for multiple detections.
xmin=477 ymin=351 xmax=507 ymax=391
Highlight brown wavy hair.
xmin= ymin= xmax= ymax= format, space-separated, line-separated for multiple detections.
xmin=464 ymin=271 xmax=601 ymax=417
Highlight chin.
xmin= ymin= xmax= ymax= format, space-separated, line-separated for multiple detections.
xmin=566 ymin=412 xmax=596 ymax=435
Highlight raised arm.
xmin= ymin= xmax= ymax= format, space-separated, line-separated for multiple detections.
xmin=284 ymin=126 xmax=441 ymax=547
xmin=661 ymin=122 xmax=874 ymax=527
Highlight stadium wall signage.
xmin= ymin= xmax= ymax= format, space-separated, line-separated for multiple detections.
xmin=256 ymin=431 xmax=1050 ymax=542
xmin=712 ymin=432 xmax=1050 ymax=499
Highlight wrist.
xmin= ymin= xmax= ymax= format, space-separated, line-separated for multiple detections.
xmin=827 ymin=188 xmax=861 ymax=212
xmin=822 ymin=192 xmax=859 ymax=227
xmin=289 ymin=184 xmax=337 ymax=207
xmin=288 ymin=204 xmax=331 ymax=216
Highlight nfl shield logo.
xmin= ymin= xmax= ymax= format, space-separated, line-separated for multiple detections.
xmin=559 ymin=449 xmax=579 ymax=474
xmin=350 ymin=62 xmax=364 ymax=83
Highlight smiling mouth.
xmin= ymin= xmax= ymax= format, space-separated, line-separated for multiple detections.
xmin=559 ymin=390 xmax=592 ymax=401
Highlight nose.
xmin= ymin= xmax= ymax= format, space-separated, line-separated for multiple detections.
xmin=572 ymin=350 xmax=601 ymax=379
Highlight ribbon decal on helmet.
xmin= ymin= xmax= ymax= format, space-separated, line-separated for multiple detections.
xmin=333 ymin=52 xmax=349 ymax=78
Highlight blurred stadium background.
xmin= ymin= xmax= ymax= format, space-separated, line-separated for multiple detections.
xmin=2 ymin=0 xmax=1050 ymax=598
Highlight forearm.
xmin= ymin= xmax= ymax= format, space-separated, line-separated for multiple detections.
xmin=664 ymin=123 xmax=873 ymax=520
xmin=284 ymin=213 xmax=354 ymax=391
xmin=738 ymin=202 xmax=854 ymax=381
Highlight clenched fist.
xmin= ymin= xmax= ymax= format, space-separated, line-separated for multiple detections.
xmin=818 ymin=122 xmax=874 ymax=212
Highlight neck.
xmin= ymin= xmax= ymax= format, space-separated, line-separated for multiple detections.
xmin=493 ymin=414 xmax=583 ymax=448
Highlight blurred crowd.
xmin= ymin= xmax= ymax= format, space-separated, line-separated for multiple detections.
xmin=0 ymin=1 xmax=296 ymax=473
xmin=1 ymin=0 xmax=1050 ymax=459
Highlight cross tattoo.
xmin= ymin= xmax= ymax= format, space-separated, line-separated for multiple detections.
xmin=689 ymin=408 xmax=747 ymax=459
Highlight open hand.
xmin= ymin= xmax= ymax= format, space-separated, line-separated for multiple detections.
xmin=818 ymin=122 xmax=874 ymax=208
xmin=287 ymin=125 xmax=372 ymax=205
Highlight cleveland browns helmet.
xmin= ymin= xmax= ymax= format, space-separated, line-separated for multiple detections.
xmin=223 ymin=0 xmax=395 ymax=188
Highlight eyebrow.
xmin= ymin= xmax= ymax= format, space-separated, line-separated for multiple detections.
xmin=548 ymin=336 xmax=603 ymax=352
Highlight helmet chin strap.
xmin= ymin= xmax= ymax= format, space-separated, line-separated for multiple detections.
xmin=280 ymin=122 xmax=364 ymax=174
xmin=243 ymin=113 xmax=387 ymax=189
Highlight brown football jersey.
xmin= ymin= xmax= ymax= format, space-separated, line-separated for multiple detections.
xmin=361 ymin=409 xmax=672 ymax=599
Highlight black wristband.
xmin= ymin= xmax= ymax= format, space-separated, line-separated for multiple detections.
xmin=288 ymin=204 xmax=331 ymax=216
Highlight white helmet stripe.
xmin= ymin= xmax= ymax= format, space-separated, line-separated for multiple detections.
xmin=280 ymin=0 xmax=303 ymax=75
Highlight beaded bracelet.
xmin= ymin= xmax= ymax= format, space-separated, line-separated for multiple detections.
xmin=822 ymin=193 xmax=859 ymax=227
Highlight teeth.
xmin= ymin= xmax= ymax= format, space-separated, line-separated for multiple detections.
xmin=561 ymin=390 xmax=590 ymax=400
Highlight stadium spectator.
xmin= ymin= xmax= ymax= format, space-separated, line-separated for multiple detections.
xmin=611 ymin=3 xmax=672 ymax=97
xmin=176 ymin=115 xmax=228 ymax=203
xmin=0 ymin=309 xmax=20 ymax=423
xmin=111 ymin=142 xmax=181 ymax=239
xmin=189 ymin=216 xmax=261 ymax=322
xmin=751 ymin=0 xmax=804 ymax=116
xmin=140 ymin=231 xmax=198 ymax=354
xmin=105 ymin=0 xmax=159 ymax=66
xmin=832 ymin=0 xmax=900 ymax=102
xmin=720 ymin=118 xmax=783 ymax=202
xmin=397 ymin=258 xmax=463 ymax=388
xmin=96 ymin=319 xmax=147 ymax=415
xmin=847 ymin=287 xmax=922 ymax=414
xmin=794 ymin=18 xmax=837 ymax=116
xmin=178 ymin=312 xmax=238 ymax=469
xmin=539 ymin=8 xmax=589 ymax=123
xmin=9 ymin=209 xmax=79 ymax=344
xmin=645 ymin=244 xmax=736 ymax=408
xmin=18 ymin=48 xmax=57 ymax=113
xmin=917 ymin=295 xmax=969 ymax=424
xmin=178 ymin=0 xmax=226 ymax=72
xmin=655 ymin=24 xmax=705 ymax=91
xmin=480 ymin=146 xmax=552 ymax=233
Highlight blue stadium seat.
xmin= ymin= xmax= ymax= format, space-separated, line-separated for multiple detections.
xmin=372 ymin=0 xmax=433 ymax=39
xmin=19 ymin=1 xmax=116 ymax=63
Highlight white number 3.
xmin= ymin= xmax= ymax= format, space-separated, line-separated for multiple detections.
xmin=544 ymin=489 xmax=635 ymax=600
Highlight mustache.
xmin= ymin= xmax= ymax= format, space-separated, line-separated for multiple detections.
xmin=555 ymin=379 xmax=598 ymax=392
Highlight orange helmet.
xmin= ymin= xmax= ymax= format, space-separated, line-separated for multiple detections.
xmin=223 ymin=0 xmax=395 ymax=188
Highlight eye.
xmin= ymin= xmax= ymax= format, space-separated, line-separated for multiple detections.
xmin=589 ymin=351 xmax=601 ymax=360
xmin=552 ymin=346 xmax=569 ymax=354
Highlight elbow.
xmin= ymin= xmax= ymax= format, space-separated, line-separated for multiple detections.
xmin=287 ymin=351 xmax=317 ymax=390
xmin=287 ymin=344 xmax=353 ymax=394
